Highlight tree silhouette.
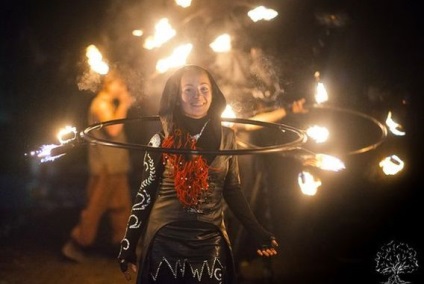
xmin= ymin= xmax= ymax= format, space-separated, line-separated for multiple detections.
xmin=375 ymin=240 xmax=419 ymax=284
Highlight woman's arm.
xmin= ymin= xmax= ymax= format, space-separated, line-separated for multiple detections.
xmin=222 ymin=131 xmax=278 ymax=256
xmin=118 ymin=134 xmax=163 ymax=279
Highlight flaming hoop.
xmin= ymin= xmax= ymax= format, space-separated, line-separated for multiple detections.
xmin=81 ymin=116 xmax=307 ymax=155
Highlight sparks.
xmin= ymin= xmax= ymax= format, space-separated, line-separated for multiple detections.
xmin=28 ymin=144 xmax=65 ymax=163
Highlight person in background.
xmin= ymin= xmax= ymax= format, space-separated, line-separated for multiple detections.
xmin=62 ymin=70 xmax=134 ymax=262
xmin=118 ymin=65 xmax=278 ymax=283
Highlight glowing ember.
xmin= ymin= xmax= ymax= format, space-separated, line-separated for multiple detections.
xmin=315 ymin=82 xmax=328 ymax=104
xmin=379 ymin=155 xmax=404 ymax=175
xmin=175 ymin=0 xmax=191 ymax=8
xmin=386 ymin=111 xmax=406 ymax=136
xmin=156 ymin=43 xmax=193 ymax=73
xmin=248 ymin=6 xmax=278 ymax=22
xmin=298 ymin=171 xmax=321 ymax=196
xmin=210 ymin=34 xmax=232 ymax=53
xmin=306 ymin=125 xmax=329 ymax=143
xmin=132 ymin=29 xmax=144 ymax=37
xmin=86 ymin=45 xmax=109 ymax=75
xmin=144 ymin=18 xmax=176 ymax=50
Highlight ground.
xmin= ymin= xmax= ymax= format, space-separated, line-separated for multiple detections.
xmin=0 ymin=206 xmax=395 ymax=284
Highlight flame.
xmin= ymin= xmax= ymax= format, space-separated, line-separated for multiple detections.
xmin=57 ymin=126 xmax=77 ymax=144
xmin=248 ymin=6 xmax=278 ymax=22
xmin=221 ymin=105 xmax=236 ymax=127
xmin=144 ymin=18 xmax=176 ymax=50
xmin=316 ymin=154 xmax=345 ymax=171
xmin=28 ymin=125 xmax=79 ymax=163
xmin=304 ymin=154 xmax=345 ymax=171
xmin=156 ymin=43 xmax=193 ymax=73
xmin=385 ymin=111 xmax=406 ymax=136
xmin=315 ymin=82 xmax=328 ymax=104
xmin=210 ymin=34 xmax=232 ymax=53
xmin=298 ymin=171 xmax=321 ymax=196
xmin=379 ymin=155 xmax=404 ymax=175
xmin=175 ymin=0 xmax=192 ymax=8
xmin=86 ymin=45 xmax=109 ymax=75
xmin=306 ymin=125 xmax=329 ymax=143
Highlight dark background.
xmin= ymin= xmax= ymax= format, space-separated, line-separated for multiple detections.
xmin=1 ymin=0 xmax=423 ymax=283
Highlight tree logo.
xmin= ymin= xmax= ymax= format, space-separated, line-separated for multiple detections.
xmin=375 ymin=240 xmax=419 ymax=284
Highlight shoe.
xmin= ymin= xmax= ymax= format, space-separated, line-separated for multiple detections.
xmin=62 ymin=239 xmax=87 ymax=263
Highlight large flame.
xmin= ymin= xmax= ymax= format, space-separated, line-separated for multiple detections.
xmin=144 ymin=18 xmax=176 ymax=50
xmin=315 ymin=82 xmax=328 ymax=104
xmin=379 ymin=155 xmax=404 ymax=175
xmin=175 ymin=0 xmax=192 ymax=8
xmin=385 ymin=111 xmax=406 ymax=136
xmin=306 ymin=125 xmax=329 ymax=143
xmin=298 ymin=171 xmax=321 ymax=196
xmin=221 ymin=105 xmax=236 ymax=127
xmin=57 ymin=126 xmax=77 ymax=144
xmin=86 ymin=45 xmax=109 ymax=75
xmin=210 ymin=34 xmax=232 ymax=53
xmin=302 ymin=153 xmax=345 ymax=172
xmin=248 ymin=6 xmax=278 ymax=22
xmin=156 ymin=43 xmax=193 ymax=73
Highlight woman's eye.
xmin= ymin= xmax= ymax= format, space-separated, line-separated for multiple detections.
xmin=183 ymin=88 xmax=195 ymax=95
xmin=199 ymin=86 xmax=209 ymax=93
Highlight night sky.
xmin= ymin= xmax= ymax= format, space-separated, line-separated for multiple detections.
xmin=1 ymin=0 xmax=423 ymax=282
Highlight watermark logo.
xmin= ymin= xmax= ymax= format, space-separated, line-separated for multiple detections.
xmin=375 ymin=240 xmax=419 ymax=284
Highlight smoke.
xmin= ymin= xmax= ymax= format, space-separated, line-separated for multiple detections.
xmin=76 ymin=70 xmax=102 ymax=93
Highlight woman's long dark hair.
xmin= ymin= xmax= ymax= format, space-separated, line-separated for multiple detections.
xmin=158 ymin=65 xmax=227 ymax=207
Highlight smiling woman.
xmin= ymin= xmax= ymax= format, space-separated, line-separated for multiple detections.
xmin=117 ymin=65 xmax=278 ymax=284
xmin=179 ymin=68 xmax=213 ymax=119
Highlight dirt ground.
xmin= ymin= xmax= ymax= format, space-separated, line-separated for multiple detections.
xmin=0 ymin=206 xmax=373 ymax=284
xmin=1 ymin=160 xmax=422 ymax=284
xmin=0 ymin=207 xmax=291 ymax=284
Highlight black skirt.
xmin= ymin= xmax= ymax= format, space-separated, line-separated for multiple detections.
xmin=147 ymin=221 xmax=229 ymax=283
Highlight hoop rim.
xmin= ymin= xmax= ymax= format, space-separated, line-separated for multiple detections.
xmin=81 ymin=116 xmax=307 ymax=155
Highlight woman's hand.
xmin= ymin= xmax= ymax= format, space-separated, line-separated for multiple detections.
xmin=119 ymin=259 xmax=138 ymax=281
xmin=291 ymin=98 xmax=308 ymax=114
xmin=256 ymin=239 xmax=279 ymax=257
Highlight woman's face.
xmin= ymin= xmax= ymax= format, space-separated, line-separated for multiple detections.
xmin=179 ymin=70 xmax=212 ymax=119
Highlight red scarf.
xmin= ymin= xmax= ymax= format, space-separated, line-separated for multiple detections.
xmin=162 ymin=129 xmax=209 ymax=207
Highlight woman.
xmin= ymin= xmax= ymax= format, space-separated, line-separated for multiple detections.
xmin=118 ymin=65 xmax=278 ymax=283
xmin=62 ymin=70 xmax=133 ymax=262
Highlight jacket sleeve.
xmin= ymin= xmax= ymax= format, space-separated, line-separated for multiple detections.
xmin=222 ymin=130 xmax=275 ymax=246
xmin=118 ymin=133 xmax=163 ymax=263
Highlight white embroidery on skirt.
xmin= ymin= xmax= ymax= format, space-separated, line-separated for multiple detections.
xmin=151 ymin=257 xmax=224 ymax=282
